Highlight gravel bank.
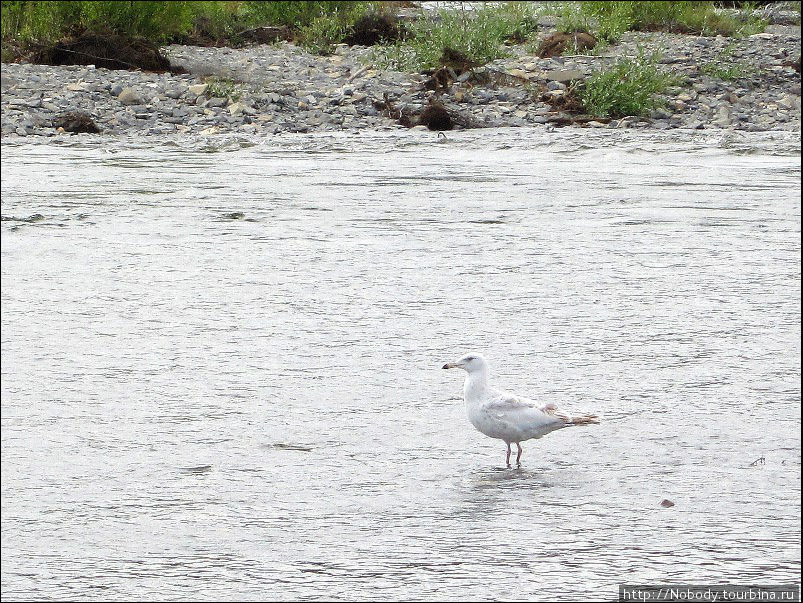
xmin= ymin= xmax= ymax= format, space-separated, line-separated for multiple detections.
xmin=1 ymin=22 xmax=800 ymax=138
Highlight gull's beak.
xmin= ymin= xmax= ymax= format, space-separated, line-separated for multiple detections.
xmin=442 ymin=362 xmax=458 ymax=369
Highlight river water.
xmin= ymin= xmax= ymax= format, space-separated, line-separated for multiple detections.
xmin=1 ymin=129 xmax=800 ymax=601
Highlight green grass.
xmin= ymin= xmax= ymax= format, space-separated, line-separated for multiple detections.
xmin=700 ymin=60 xmax=755 ymax=80
xmin=1 ymin=0 xmax=771 ymax=66
xmin=1 ymin=1 xmax=196 ymax=43
xmin=554 ymin=3 xmax=628 ymax=42
xmin=577 ymin=54 xmax=679 ymax=118
xmin=555 ymin=1 xmax=767 ymax=42
xmin=371 ymin=2 xmax=540 ymax=72
xmin=239 ymin=1 xmax=366 ymax=29
xmin=700 ymin=42 xmax=756 ymax=81
xmin=0 ymin=1 xmax=373 ymax=45
xmin=204 ymin=76 xmax=241 ymax=100
xmin=296 ymin=3 xmax=377 ymax=56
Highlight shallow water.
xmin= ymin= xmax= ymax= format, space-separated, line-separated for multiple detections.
xmin=1 ymin=129 xmax=800 ymax=601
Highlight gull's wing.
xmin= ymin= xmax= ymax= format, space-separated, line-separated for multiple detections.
xmin=486 ymin=391 xmax=599 ymax=429
xmin=485 ymin=391 xmax=567 ymax=430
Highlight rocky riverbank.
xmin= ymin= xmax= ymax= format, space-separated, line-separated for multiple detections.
xmin=1 ymin=19 xmax=800 ymax=138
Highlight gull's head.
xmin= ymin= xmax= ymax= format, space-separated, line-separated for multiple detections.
xmin=442 ymin=353 xmax=488 ymax=374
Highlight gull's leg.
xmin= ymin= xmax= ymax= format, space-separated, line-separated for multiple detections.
xmin=516 ymin=443 xmax=523 ymax=466
xmin=505 ymin=443 xmax=512 ymax=468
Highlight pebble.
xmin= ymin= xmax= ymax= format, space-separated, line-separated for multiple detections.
xmin=187 ymin=83 xmax=208 ymax=95
xmin=1 ymin=23 xmax=800 ymax=138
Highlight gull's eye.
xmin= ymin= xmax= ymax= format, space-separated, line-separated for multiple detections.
xmin=465 ymin=356 xmax=475 ymax=361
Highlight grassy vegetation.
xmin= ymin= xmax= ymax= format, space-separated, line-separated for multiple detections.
xmin=700 ymin=60 xmax=755 ymax=81
xmin=699 ymin=42 xmax=757 ymax=81
xmin=0 ymin=1 xmax=770 ymax=65
xmin=3 ymin=1 xmax=195 ymax=43
xmin=204 ymin=76 xmax=242 ymax=99
xmin=239 ymin=1 xmax=366 ymax=29
xmin=0 ymin=1 xmax=372 ymax=45
xmin=372 ymin=2 xmax=539 ymax=72
xmin=576 ymin=54 xmax=678 ymax=118
xmin=555 ymin=1 xmax=767 ymax=42
xmin=295 ymin=3 xmax=376 ymax=55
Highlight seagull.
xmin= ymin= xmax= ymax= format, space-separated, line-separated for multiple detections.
xmin=443 ymin=353 xmax=599 ymax=467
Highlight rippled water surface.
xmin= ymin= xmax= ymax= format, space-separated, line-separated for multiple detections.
xmin=2 ymin=129 xmax=801 ymax=601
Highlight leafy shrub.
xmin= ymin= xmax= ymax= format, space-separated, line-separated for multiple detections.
xmin=373 ymin=2 xmax=539 ymax=72
xmin=577 ymin=54 xmax=678 ymax=118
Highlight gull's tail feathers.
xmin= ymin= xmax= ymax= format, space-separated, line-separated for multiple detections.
xmin=541 ymin=403 xmax=600 ymax=426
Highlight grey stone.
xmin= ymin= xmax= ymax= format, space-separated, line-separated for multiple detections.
xmin=765 ymin=24 xmax=801 ymax=36
xmin=659 ymin=56 xmax=689 ymax=64
xmin=714 ymin=105 xmax=733 ymax=127
xmin=543 ymin=69 xmax=584 ymax=83
xmin=117 ymin=87 xmax=142 ymax=105
xmin=228 ymin=102 xmax=248 ymax=115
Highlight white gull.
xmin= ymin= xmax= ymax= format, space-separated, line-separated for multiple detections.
xmin=443 ymin=352 xmax=599 ymax=467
